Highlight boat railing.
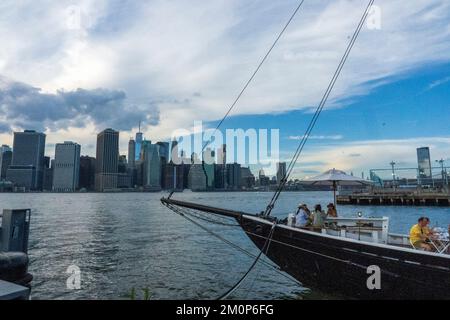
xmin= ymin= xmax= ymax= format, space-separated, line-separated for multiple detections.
xmin=324 ymin=216 xmax=390 ymax=244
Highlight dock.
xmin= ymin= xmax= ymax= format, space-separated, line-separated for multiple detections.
xmin=337 ymin=192 xmax=450 ymax=206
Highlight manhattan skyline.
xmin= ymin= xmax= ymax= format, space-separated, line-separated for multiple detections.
xmin=0 ymin=1 xmax=449 ymax=178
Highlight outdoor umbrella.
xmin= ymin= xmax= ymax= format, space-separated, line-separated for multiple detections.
xmin=303 ymin=168 xmax=372 ymax=206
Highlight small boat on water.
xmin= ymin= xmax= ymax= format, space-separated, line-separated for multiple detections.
xmin=161 ymin=197 xmax=450 ymax=300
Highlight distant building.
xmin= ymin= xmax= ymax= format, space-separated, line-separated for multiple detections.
xmin=6 ymin=130 xmax=46 ymax=190
xmin=0 ymin=146 xmax=12 ymax=180
xmin=157 ymin=142 xmax=170 ymax=188
xmin=276 ymin=162 xmax=287 ymax=185
xmin=135 ymin=122 xmax=143 ymax=161
xmin=188 ymin=164 xmax=207 ymax=191
xmin=215 ymin=164 xmax=226 ymax=189
xmin=240 ymin=167 xmax=255 ymax=189
xmin=226 ymin=163 xmax=241 ymax=190
xmin=118 ymin=155 xmax=128 ymax=173
xmin=95 ymin=129 xmax=119 ymax=192
xmin=43 ymin=161 xmax=54 ymax=192
xmin=417 ymin=147 xmax=432 ymax=179
xmin=53 ymin=141 xmax=81 ymax=192
xmin=79 ymin=156 xmax=96 ymax=190
xmin=203 ymin=148 xmax=215 ymax=190
xmin=164 ymin=162 xmax=184 ymax=190
xmin=142 ymin=141 xmax=161 ymax=190
xmin=128 ymin=139 xmax=135 ymax=169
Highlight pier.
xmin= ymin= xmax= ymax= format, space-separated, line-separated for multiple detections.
xmin=337 ymin=191 xmax=450 ymax=206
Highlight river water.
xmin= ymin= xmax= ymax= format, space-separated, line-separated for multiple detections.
xmin=0 ymin=191 xmax=448 ymax=300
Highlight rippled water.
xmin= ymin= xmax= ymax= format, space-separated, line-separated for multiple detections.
xmin=0 ymin=191 xmax=448 ymax=300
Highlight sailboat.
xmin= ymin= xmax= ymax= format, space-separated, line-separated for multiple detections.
xmin=161 ymin=0 xmax=450 ymax=300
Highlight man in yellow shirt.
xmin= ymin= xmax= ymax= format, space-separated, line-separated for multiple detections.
xmin=410 ymin=217 xmax=432 ymax=251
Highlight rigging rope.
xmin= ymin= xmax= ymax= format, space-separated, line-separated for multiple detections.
xmin=264 ymin=0 xmax=375 ymax=217
xmin=217 ymin=223 xmax=277 ymax=300
xmin=163 ymin=202 xmax=302 ymax=286
xmin=201 ymin=0 xmax=307 ymax=153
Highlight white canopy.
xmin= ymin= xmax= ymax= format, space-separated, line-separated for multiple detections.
xmin=304 ymin=168 xmax=371 ymax=186
xmin=303 ymin=168 xmax=372 ymax=205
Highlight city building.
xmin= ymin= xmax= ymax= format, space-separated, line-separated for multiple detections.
xmin=226 ymin=163 xmax=241 ymax=190
xmin=128 ymin=139 xmax=135 ymax=169
xmin=417 ymin=147 xmax=432 ymax=180
xmin=0 ymin=145 xmax=12 ymax=180
xmin=188 ymin=164 xmax=207 ymax=191
xmin=95 ymin=129 xmax=119 ymax=192
xmin=6 ymin=130 xmax=46 ymax=190
xmin=42 ymin=159 xmax=54 ymax=191
xmin=53 ymin=141 xmax=81 ymax=192
xmin=215 ymin=145 xmax=227 ymax=189
xmin=203 ymin=148 xmax=215 ymax=190
xmin=164 ymin=162 xmax=184 ymax=190
xmin=276 ymin=162 xmax=287 ymax=185
xmin=79 ymin=156 xmax=96 ymax=191
xmin=240 ymin=167 xmax=256 ymax=189
xmin=135 ymin=124 xmax=143 ymax=161
xmin=142 ymin=141 xmax=161 ymax=190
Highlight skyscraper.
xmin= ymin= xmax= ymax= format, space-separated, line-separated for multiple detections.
xmin=226 ymin=163 xmax=241 ymax=190
xmin=95 ymin=128 xmax=119 ymax=192
xmin=128 ymin=139 xmax=136 ymax=168
xmin=142 ymin=141 xmax=161 ymax=190
xmin=188 ymin=164 xmax=207 ymax=191
xmin=0 ymin=145 xmax=12 ymax=180
xmin=135 ymin=122 xmax=143 ymax=161
xmin=79 ymin=156 xmax=96 ymax=190
xmin=53 ymin=141 xmax=81 ymax=192
xmin=417 ymin=147 xmax=432 ymax=179
xmin=203 ymin=148 xmax=215 ymax=189
xmin=276 ymin=162 xmax=287 ymax=185
xmin=6 ymin=130 xmax=46 ymax=190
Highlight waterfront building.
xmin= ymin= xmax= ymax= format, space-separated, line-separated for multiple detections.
xmin=188 ymin=164 xmax=207 ymax=191
xmin=216 ymin=145 xmax=227 ymax=189
xmin=276 ymin=162 xmax=287 ymax=185
xmin=215 ymin=164 xmax=226 ymax=189
xmin=128 ymin=139 xmax=135 ymax=168
xmin=135 ymin=128 xmax=143 ymax=161
xmin=53 ymin=141 xmax=81 ymax=192
xmin=43 ymin=161 xmax=53 ymax=191
xmin=79 ymin=156 xmax=96 ymax=190
xmin=240 ymin=167 xmax=256 ymax=189
xmin=142 ymin=141 xmax=161 ymax=190
xmin=164 ymin=162 xmax=184 ymax=190
xmin=417 ymin=147 xmax=432 ymax=180
xmin=157 ymin=142 xmax=170 ymax=188
xmin=6 ymin=130 xmax=46 ymax=190
xmin=226 ymin=163 xmax=241 ymax=190
xmin=0 ymin=146 xmax=12 ymax=180
xmin=203 ymin=148 xmax=215 ymax=190
xmin=95 ymin=128 xmax=119 ymax=192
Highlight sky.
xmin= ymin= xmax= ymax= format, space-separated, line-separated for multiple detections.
xmin=0 ymin=0 xmax=449 ymax=178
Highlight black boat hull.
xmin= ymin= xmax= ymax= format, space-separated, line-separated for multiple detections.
xmin=239 ymin=215 xmax=450 ymax=300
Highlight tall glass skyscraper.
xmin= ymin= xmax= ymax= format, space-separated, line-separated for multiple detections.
xmin=53 ymin=141 xmax=81 ymax=192
xmin=95 ymin=128 xmax=119 ymax=191
xmin=135 ymin=131 xmax=143 ymax=161
xmin=142 ymin=141 xmax=161 ymax=190
xmin=6 ymin=130 xmax=46 ymax=190
xmin=417 ymin=147 xmax=432 ymax=179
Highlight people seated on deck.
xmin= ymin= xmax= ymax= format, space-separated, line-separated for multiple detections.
xmin=311 ymin=204 xmax=327 ymax=229
xmin=295 ymin=204 xmax=311 ymax=228
xmin=326 ymin=203 xmax=338 ymax=218
xmin=409 ymin=217 xmax=433 ymax=251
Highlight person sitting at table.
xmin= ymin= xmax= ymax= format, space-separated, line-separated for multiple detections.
xmin=295 ymin=204 xmax=311 ymax=228
xmin=409 ymin=217 xmax=432 ymax=251
xmin=326 ymin=203 xmax=338 ymax=218
xmin=311 ymin=204 xmax=327 ymax=229
xmin=423 ymin=217 xmax=438 ymax=240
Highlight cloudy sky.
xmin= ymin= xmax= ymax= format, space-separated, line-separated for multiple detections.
xmin=0 ymin=0 xmax=449 ymax=178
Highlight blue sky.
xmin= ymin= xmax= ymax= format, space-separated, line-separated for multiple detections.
xmin=0 ymin=0 xmax=449 ymax=178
